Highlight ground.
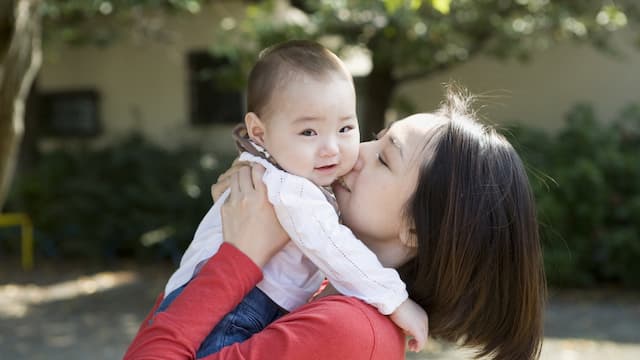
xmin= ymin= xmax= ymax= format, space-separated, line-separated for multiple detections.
xmin=1 ymin=259 xmax=639 ymax=360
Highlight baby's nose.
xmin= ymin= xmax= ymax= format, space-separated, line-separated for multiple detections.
xmin=320 ymin=137 xmax=339 ymax=157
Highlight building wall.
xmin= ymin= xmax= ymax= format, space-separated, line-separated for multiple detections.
xmin=39 ymin=3 xmax=244 ymax=153
xmin=398 ymin=30 xmax=640 ymax=130
xmin=39 ymin=5 xmax=640 ymax=153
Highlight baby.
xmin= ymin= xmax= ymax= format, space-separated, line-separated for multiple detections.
xmin=157 ymin=40 xmax=428 ymax=357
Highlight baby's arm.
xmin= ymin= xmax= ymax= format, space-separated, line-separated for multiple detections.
xmin=162 ymin=190 xmax=228 ymax=297
xmin=264 ymin=171 xmax=429 ymax=350
xmin=390 ymin=298 xmax=429 ymax=352
xmin=165 ymin=157 xmax=252 ymax=295
xmin=265 ymin=170 xmax=406 ymax=313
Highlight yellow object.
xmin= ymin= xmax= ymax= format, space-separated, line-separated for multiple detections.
xmin=0 ymin=213 xmax=34 ymax=270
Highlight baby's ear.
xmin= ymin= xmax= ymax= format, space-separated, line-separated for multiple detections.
xmin=245 ymin=112 xmax=266 ymax=145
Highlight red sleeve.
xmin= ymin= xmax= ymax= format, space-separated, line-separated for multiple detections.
xmin=198 ymin=296 xmax=405 ymax=360
xmin=123 ymin=243 xmax=263 ymax=360
xmin=135 ymin=292 xmax=164 ymax=334
xmin=123 ymin=244 xmax=405 ymax=360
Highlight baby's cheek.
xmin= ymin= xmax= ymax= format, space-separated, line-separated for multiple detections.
xmin=337 ymin=158 xmax=356 ymax=177
xmin=344 ymin=146 xmax=360 ymax=170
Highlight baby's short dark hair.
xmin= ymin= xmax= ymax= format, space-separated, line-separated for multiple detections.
xmin=247 ymin=40 xmax=352 ymax=116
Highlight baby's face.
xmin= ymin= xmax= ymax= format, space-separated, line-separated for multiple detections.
xmin=259 ymin=74 xmax=359 ymax=186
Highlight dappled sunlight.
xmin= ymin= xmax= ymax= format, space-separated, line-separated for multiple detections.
xmin=540 ymin=338 xmax=640 ymax=359
xmin=0 ymin=271 xmax=138 ymax=318
xmin=406 ymin=337 xmax=640 ymax=359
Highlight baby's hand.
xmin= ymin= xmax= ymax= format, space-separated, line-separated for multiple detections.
xmin=389 ymin=298 xmax=429 ymax=352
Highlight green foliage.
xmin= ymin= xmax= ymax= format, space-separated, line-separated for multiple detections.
xmin=208 ymin=0 xmax=640 ymax=138
xmin=5 ymin=134 xmax=235 ymax=261
xmin=507 ymin=103 xmax=640 ymax=288
xmin=41 ymin=0 xmax=210 ymax=46
xmin=39 ymin=0 xmax=640 ymax=140
xmin=4 ymin=103 xmax=640 ymax=290
xmin=209 ymin=0 xmax=640 ymax=87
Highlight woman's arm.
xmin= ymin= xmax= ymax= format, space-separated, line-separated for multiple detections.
xmin=123 ymin=243 xmax=263 ymax=359
xmin=124 ymin=243 xmax=405 ymax=360
xmin=124 ymin=165 xmax=405 ymax=360
xmin=238 ymin=153 xmax=408 ymax=314
xmin=124 ymin=165 xmax=288 ymax=359
xmin=201 ymin=296 xmax=405 ymax=360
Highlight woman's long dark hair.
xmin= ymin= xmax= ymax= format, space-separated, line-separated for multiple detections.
xmin=398 ymin=86 xmax=546 ymax=360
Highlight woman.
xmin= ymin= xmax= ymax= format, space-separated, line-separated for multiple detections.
xmin=124 ymin=88 xmax=546 ymax=360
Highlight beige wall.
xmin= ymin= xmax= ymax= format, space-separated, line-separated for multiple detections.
xmin=39 ymin=6 xmax=640 ymax=153
xmin=39 ymin=3 xmax=243 ymax=153
xmin=399 ymin=30 xmax=640 ymax=130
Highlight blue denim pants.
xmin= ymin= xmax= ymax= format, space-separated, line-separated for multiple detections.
xmin=155 ymin=284 xmax=287 ymax=358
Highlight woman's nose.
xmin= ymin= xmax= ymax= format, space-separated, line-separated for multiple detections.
xmin=352 ymin=155 xmax=364 ymax=172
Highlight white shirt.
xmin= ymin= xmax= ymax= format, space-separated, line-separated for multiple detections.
xmin=164 ymin=152 xmax=408 ymax=314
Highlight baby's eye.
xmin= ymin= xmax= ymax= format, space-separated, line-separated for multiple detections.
xmin=338 ymin=125 xmax=354 ymax=133
xmin=339 ymin=125 xmax=354 ymax=133
xmin=299 ymin=129 xmax=317 ymax=136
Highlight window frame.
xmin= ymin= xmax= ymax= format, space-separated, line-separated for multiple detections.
xmin=40 ymin=89 xmax=102 ymax=137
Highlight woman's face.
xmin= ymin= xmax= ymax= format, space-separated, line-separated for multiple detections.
xmin=333 ymin=114 xmax=441 ymax=264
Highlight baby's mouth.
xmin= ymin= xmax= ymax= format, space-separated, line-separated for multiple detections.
xmin=315 ymin=164 xmax=337 ymax=171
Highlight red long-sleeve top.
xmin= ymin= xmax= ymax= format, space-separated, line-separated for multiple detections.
xmin=123 ymin=243 xmax=405 ymax=360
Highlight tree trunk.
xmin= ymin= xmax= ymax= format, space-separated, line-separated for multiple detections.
xmin=0 ymin=0 xmax=42 ymax=210
xmin=19 ymin=81 xmax=42 ymax=171
xmin=358 ymin=65 xmax=396 ymax=141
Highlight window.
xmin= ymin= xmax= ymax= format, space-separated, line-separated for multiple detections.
xmin=188 ymin=51 xmax=244 ymax=125
xmin=41 ymin=90 xmax=101 ymax=137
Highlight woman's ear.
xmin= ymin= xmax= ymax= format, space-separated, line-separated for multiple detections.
xmin=245 ymin=112 xmax=266 ymax=146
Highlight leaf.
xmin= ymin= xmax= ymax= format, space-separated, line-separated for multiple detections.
xmin=384 ymin=0 xmax=403 ymax=14
xmin=431 ymin=0 xmax=451 ymax=14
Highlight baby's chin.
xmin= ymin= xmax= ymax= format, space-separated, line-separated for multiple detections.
xmin=320 ymin=168 xmax=352 ymax=188
xmin=315 ymin=178 xmax=336 ymax=187
xmin=306 ymin=167 xmax=352 ymax=188
xmin=311 ymin=175 xmax=341 ymax=188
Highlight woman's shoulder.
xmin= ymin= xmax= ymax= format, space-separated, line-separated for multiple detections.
xmin=282 ymin=295 xmax=406 ymax=359
xmin=308 ymin=294 xmax=398 ymax=324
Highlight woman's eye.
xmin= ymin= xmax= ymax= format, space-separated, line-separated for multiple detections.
xmin=340 ymin=125 xmax=354 ymax=133
xmin=300 ymin=129 xmax=317 ymax=136
xmin=377 ymin=153 xmax=389 ymax=168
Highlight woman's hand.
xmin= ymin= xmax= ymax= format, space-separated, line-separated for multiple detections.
xmin=218 ymin=164 xmax=289 ymax=267
xmin=211 ymin=159 xmax=251 ymax=202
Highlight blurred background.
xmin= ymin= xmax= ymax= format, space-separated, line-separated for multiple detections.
xmin=1 ymin=0 xmax=639 ymax=359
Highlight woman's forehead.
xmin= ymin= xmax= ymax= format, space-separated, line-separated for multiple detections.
xmin=398 ymin=113 xmax=442 ymax=128
xmin=390 ymin=113 xmax=442 ymax=142
xmin=387 ymin=113 xmax=445 ymax=169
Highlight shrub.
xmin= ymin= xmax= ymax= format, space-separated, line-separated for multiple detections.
xmin=4 ymin=134 xmax=235 ymax=262
xmin=507 ymin=103 xmax=640 ymax=288
xmin=5 ymin=103 xmax=640 ymax=289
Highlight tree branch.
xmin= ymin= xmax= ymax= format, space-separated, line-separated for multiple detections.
xmin=395 ymin=31 xmax=493 ymax=85
xmin=0 ymin=0 xmax=42 ymax=210
xmin=395 ymin=63 xmax=450 ymax=84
